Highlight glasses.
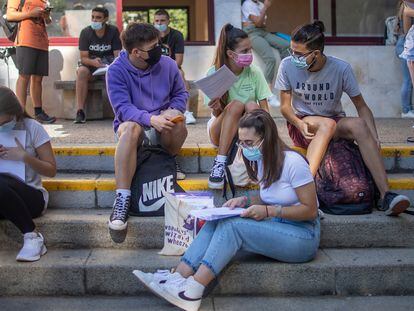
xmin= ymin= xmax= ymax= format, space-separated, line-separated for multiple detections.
xmin=288 ymin=48 xmax=314 ymax=59
xmin=237 ymin=139 xmax=262 ymax=149
xmin=138 ymin=43 xmax=160 ymax=53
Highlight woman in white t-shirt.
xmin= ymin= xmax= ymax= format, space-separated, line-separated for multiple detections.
xmin=133 ymin=110 xmax=320 ymax=311
xmin=0 ymin=86 xmax=56 ymax=262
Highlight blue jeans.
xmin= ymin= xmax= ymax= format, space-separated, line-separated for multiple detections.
xmin=181 ymin=216 xmax=320 ymax=276
xmin=396 ymin=35 xmax=413 ymax=113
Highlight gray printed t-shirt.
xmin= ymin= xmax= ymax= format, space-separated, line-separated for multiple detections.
xmin=275 ymin=56 xmax=361 ymax=117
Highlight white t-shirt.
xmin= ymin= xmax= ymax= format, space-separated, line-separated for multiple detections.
xmin=241 ymin=0 xmax=265 ymax=23
xmin=14 ymin=118 xmax=51 ymax=210
xmin=275 ymin=56 xmax=361 ymax=117
xmin=258 ymin=151 xmax=315 ymax=206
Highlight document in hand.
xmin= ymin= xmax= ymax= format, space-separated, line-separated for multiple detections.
xmin=194 ymin=65 xmax=238 ymax=100
xmin=0 ymin=130 xmax=26 ymax=181
xmin=92 ymin=65 xmax=109 ymax=76
xmin=190 ymin=207 xmax=244 ymax=221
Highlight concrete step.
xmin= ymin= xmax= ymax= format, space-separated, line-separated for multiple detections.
xmin=53 ymin=145 xmax=414 ymax=173
xmin=42 ymin=173 xmax=414 ymax=209
xmin=2 ymin=295 xmax=414 ymax=311
xmin=1 ymin=209 xmax=413 ymax=250
xmin=0 ymin=248 xmax=413 ymax=296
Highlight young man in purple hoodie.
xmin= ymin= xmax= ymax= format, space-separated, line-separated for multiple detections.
xmin=106 ymin=23 xmax=188 ymax=231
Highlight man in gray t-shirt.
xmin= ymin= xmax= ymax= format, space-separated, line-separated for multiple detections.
xmin=276 ymin=56 xmax=361 ymax=117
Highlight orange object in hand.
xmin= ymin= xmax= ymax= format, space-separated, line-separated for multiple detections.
xmin=169 ymin=115 xmax=185 ymax=123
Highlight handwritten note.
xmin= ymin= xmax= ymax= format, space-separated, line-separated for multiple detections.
xmin=190 ymin=207 xmax=244 ymax=221
xmin=0 ymin=130 xmax=26 ymax=181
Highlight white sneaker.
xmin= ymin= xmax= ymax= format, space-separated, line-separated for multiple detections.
xmin=401 ymin=111 xmax=414 ymax=118
xmin=150 ymin=276 xmax=204 ymax=311
xmin=16 ymin=232 xmax=47 ymax=262
xmin=133 ymin=269 xmax=183 ymax=295
xmin=268 ymin=95 xmax=280 ymax=107
xmin=184 ymin=111 xmax=196 ymax=124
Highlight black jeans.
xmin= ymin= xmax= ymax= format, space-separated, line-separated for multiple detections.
xmin=0 ymin=174 xmax=45 ymax=233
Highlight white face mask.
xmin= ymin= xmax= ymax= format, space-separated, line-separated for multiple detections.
xmin=0 ymin=117 xmax=16 ymax=132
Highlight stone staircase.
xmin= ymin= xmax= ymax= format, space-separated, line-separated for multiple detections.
xmin=1 ymin=144 xmax=414 ymax=308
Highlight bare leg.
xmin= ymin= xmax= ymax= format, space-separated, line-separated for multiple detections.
xmin=30 ymin=75 xmax=43 ymax=109
xmin=335 ymin=117 xmax=389 ymax=198
xmin=175 ymin=262 xmax=196 ymax=278
xmin=159 ymin=110 xmax=188 ymax=155
xmin=209 ymin=100 xmax=245 ymax=155
xmin=193 ymin=264 xmax=216 ymax=287
xmin=15 ymin=74 xmax=30 ymax=108
xmin=115 ymin=122 xmax=143 ymax=189
xmin=302 ymin=116 xmax=337 ymax=176
xmin=76 ymin=66 xmax=92 ymax=110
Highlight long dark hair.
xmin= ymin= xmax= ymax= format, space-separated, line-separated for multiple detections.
xmin=292 ymin=20 xmax=326 ymax=52
xmin=239 ymin=110 xmax=289 ymax=189
xmin=213 ymin=23 xmax=248 ymax=107
xmin=0 ymin=86 xmax=27 ymax=121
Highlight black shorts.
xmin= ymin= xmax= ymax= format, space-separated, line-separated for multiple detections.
xmin=16 ymin=46 xmax=49 ymax=76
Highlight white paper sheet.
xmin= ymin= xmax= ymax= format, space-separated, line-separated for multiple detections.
xmin=190 ymin=207 xmax=244 ymax=221
xmin=92 ymin=65 xmax=109 ymax=76
xmin=0 ymin=130 xmax=26 ymax=181
xmin=194 ymin=65 xmax=238 ymax=100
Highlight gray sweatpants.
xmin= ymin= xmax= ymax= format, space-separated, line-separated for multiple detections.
xmin=243 ymin=25 xmax=290 ymax=83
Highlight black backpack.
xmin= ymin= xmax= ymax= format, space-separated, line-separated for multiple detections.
xmin=129 ymin=143 xmax=183 ymax=216
xmin=0 ymin=0 xmax=25 ymax=42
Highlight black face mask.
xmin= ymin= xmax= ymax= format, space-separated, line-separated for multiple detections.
xmin=145 ymin=45 xmax=162 ymax=66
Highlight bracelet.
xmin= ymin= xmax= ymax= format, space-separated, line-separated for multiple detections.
xmin=265 ymin=205 xmax=269 ymax=218
xmin=244 ymin=192 xmax=251 ymax=207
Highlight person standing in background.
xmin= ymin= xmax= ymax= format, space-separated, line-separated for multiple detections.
xmin=7 ymin=0 xmax=56 ymax=124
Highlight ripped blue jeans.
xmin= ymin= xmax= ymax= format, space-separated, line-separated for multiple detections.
xmin=181 ymin=216 xmax=320 ymax=276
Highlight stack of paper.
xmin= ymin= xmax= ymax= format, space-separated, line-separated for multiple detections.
xmin=174 ymin=192 xmax=215 ymax=209
xmin=190 ymin=207 xmax=244 ymax=221
xmin=92 ymin=65 xmax=109 ymax=76
xmin=0 ymin=130 xmax=26 ymax=181
xmin=194 ymin=65 xmax=238 ymax=100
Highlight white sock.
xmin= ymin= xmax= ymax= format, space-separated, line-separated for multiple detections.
xmin=116 ymin=189 xmax=131 ymax=197
xmin=215 ymin=155 xmax=227 ymax=164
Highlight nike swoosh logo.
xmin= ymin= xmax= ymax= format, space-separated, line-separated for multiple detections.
xmin=138 ymin=196 xmax=165 ymax=212
xmin=178 ymin=291 xmax=202 ymax=302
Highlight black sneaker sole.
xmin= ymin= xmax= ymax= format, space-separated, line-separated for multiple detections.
xmin=73 ymin=120 xmax=86 ymax=124
xmin=36 ymin=117 xmax=56 ymax=124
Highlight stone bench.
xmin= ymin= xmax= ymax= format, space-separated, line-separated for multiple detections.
xmin=54 ymin=80 xmax=114 ymax=120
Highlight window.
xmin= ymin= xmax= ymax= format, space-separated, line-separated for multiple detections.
xmin=123 ymin=8 xmax=189 ymax=40
xmin=314 ymin=0 xmax=396 ymax=44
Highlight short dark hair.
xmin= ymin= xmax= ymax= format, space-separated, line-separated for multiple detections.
xmin=92 ymin=6 xmax=109 ymax=18
xmin=292 ymin=20 xmax=325 ymax=52
xmin=121 ymin=23 xmax=160 ymax=53
xmin=154 ymin=9 xmax=170 ymax=19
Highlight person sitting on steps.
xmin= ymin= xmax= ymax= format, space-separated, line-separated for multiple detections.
xmin=106 ymin=23 xmax=188 ymax=231
xmin=133 ymin=110 xmax=320 ymax=311
xmin=206 ymin=23 xmax=272 ymax=190
xmin=276 ymin=21 xmax=411 ymax=216
xmin=0 ymin=86 xmax=56 ymax=262
xmin=74 ymin=6 xmax=122 ymax=124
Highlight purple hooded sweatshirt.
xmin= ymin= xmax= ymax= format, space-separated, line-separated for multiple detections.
xmin=106 ymin=50 xmax=188 ymax=132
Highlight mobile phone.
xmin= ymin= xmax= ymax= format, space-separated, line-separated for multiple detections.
xmin=170 ymin=115 xmax=184 ymax=123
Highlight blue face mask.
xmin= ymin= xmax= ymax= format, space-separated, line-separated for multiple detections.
xmin=241 ymin=140 xmax=263 ymax=162
xmin=290 ymin=51 xmax=316 ymax=70
xmin=0 ymin=117 xmax=16 ymax=132
xmin=91 ymin=21 xmax=103 ymax=30
xmin=155 ymin=24 xmax=168 ymax=32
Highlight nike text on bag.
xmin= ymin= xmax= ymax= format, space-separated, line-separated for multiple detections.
xmin=315 ymin=139 xmax=375 ymax=215
xmin=0 ymin=0 xmax=25 ymax=42
xmin=159 ymin=193 xmax=206 ymax=256
xmin=130 ymin=145 xmax=183 ymax=216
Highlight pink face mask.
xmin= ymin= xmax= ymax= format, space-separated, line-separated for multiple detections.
xmin=234 ymin=53 xmax=253 ymax=67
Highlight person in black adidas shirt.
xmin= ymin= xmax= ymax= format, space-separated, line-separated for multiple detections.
xmin=74 ymin=6 xmax=122 ymax=124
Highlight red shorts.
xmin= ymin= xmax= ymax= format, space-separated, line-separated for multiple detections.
xmin=287 ymin=115 xmax=343 ymax=149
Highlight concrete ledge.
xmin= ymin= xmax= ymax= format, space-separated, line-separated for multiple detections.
xmin=1 ymin=210 xmax=413 ymax=250
xmin=0 ymin=248 xmax=413 ymax=296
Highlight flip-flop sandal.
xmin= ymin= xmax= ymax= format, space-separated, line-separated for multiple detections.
xmin=407 ymin=137 xmax=414 ymax=143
